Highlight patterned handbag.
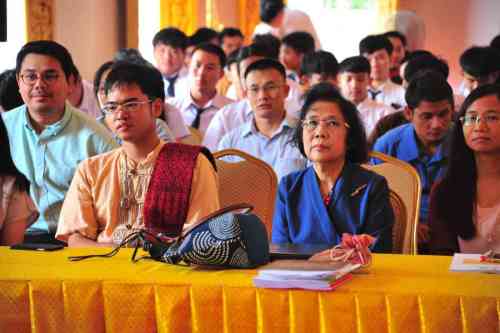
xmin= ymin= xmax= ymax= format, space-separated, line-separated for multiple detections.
xmin=69 ymin=204 xmax=270 ymax=269
xmin=143 ymin=203 xmax=270 ymax=268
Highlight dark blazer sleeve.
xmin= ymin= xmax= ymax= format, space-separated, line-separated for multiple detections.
xmin=364 ymin=176 xmax=394 ymax=253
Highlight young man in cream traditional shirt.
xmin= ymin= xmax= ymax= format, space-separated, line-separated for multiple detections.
xmin=56 ymin=62 xmax=220 ymax=247
xmin=338 ymin=56 xmax=396 ymax=136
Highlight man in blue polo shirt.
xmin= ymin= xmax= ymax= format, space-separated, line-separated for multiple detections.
xmin=2 ymin=40 xmax=117 ymax=243
xmin=372 ymin=71 xmax=454 ymax=249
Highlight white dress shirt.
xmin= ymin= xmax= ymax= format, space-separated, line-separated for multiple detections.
xmin=169 ymin=93 xmax=233 ymax=136
xmin=163 ymin=102 xmax=190 ymax=140
xmin=252 ymin=8 xmax=322 ymax=50
xmin=76 ymin=80 xmax=101 ymax=119
xmin=368 ymin=80 xmax=406 ymax=110
xmin=203 ymin=99 xmax=253 ymax=151
xmin=357 ymin=98 xmax=397 ymax=136
xmin=162 ymin=67 xmax=189 ymax=99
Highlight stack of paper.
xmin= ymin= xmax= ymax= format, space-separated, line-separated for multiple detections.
xmin=253 ymin=260 xmax=361 ymax=290
xmin=450 ymin=253 xmax=500 ymax=274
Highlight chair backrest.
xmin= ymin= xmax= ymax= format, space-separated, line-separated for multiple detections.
xmin=363 ymin=151 xmax=421 ymax=254
xmin=213 ymin=149 xmax=278 ymax=238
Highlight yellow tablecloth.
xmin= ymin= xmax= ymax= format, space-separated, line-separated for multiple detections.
xmin=0 ymin=247 xmax=498 ymax=333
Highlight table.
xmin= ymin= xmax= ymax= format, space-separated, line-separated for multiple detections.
xmin=0 ymin=247 xmax=498 ymax=333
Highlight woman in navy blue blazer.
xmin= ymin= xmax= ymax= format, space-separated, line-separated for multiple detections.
xmin=272 ymin=83 xmax=394 ymax=252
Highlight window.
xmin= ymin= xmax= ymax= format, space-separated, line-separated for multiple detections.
xmin=138 ymin=0 xmax=160 ymax=66
xmin=287 ymin=0 xmax=379 ymax=61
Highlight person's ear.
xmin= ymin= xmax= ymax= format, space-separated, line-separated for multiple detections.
xmin=403 ymin=106 xmax=413 ymax=121
xmin=283 ymin=82 xmax=290 ymax=97
xmin=151 ymin=99 xmax=163 ymax=118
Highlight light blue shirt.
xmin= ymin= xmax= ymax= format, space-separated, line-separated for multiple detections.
xmin=217 ymin=116 xmax=307 ymax=180
xmin=371 ymin=123 xmax=450 ymax=223
xmin=2 ymin=103 xmax=118 ymax=232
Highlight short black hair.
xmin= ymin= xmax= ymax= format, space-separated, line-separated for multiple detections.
xmin=0 ymin=69 xmax=24 ymax=110
xmin=281 ymin=31 xmax=315 ymax=55
xmin=237 ymin=43 xmax=273 ymax=76
xmin=252 ymin=33 xmax=281 ymax=59
xmin=152 ymin=27 xmax=188 ymax=50
xmin=404 ymin=54 xmax=449 ymax=83
xmin=219 ymin=27 xmax=243 ymax=41
xmin=491 ymin=34 xmax=500 ymax=50
xmin=68 ymin=63 xmax=81 ymax=81
xmin=294 ymin=82 xmax=368 ymax=163
xmin=405 ymin=71 xmax=453 ymax=110
xmin=104 ymin=62 xmax=165 ymax=102
xmin=189 ymin=27 xmax=220 ymax=46
xmin=244 ymin=58 xmax=286 ymax=80
xmin=93 ymin=61 xmax=115 ymax=99
xmin=113 ymin=48 xmax=153 ymax=67
xmin=191 ymin=42 xmax=226 ymax=68
xmin=16 ymin=40 xmax=75 ymax=80
xmin=300 ymin=50 xmax=339 ymax=77
xmin=383 ymin=30 xmax=407 ymax=47
xmin=260 ymin=0 xmax=285 ymax=23
xmin=359 ymin=34 xmax=393 ymax=56
xmin=338 ymin=56 xmax=370 ymax=74
xmin=459 ymin=46 xmax=500 ymax=79
xmin=400 ymin=49 xmax=434 ymax=66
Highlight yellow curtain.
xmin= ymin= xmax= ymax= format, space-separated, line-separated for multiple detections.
xmin=377 ymin=0 xmax=399 ymax=32
xmin=238 ymin=0 xmax=260 ymax=43
xmin=126 ymin=0 xmax=138 ymax=49
xmin=25 ymin=0 xmax=53 ymax=41
xmin=159 ymin=0 xmax=198 ymax=35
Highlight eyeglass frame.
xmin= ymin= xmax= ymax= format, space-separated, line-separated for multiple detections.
xmin=18 ymin=70 xmax=61 ymax=86
xmin=101 ymin=100 xmax=153 ymax=115
xmin=301 ymin=118 xmax=351 ymax=131
xmin=460 ymin=112 xmax=500 ymax=127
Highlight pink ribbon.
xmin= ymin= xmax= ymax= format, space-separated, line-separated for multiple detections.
xmin=309 ymin=233 xmax=375 ymax=266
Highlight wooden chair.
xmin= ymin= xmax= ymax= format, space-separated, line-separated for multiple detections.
xmin=213 ymin=149 xmax=278 ymax=238
xmin=363 ymin=151 xmax=422 ymax=254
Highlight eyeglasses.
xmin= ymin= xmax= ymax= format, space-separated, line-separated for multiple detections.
xmin=19 ymin=71 xmax=60 ymax=85
xmin=460 ymin=113 xmax=500 ymax=126
xmin=301 ymin=118 xmax=350 ymax=131
xmin=246 ymin=84 xmax=282 ymax=97
xmin=101 ymin=100 xmax=152 ymax=115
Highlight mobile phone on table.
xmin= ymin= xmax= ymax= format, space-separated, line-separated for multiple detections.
xmin=10 ymin=243 xmax=64 ymax=251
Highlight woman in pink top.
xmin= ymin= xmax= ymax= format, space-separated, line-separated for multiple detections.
xmin=429 ymin=84 xmax=500 ymax=254
xmin=0 ymin=116 xmax=38 ymax=245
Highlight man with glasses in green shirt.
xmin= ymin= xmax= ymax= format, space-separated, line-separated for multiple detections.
xmin=2 ymin=40 xmax=117 ymax=244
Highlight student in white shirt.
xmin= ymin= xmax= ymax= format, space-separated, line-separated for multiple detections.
xmin=338 ymin=56 xmax=396 ymax=137
xmin=279 ymin=31 xmax=315 ymax=83
xmin=67 ymin=65 xmax=101 ymax=118
xmin=153 ymin=28 xmax=189 ymax=99
xmin=169 ymin=43 xmax=233 ymax=136
xmin=203 ymin=43 xmax=300 ymax=150
xmin=359 ymin=34 xmax=406 ymax=110
xmin=253 ymin=0 xmax=321 ymax=50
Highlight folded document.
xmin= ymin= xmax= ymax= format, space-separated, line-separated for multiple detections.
xmin=253 ymin=260 xmax=361 ymax=290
